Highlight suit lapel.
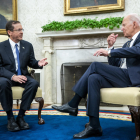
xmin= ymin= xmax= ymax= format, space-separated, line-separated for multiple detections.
xmin=19 ymin=40 xmax=25 ymax=68
xmin=4 ymin=40 xmax=16 ymax=69
xmin=124 ymin=33 xmax=140 ymax=48
xmin=133 ymin=33 xmax=140 ymax=46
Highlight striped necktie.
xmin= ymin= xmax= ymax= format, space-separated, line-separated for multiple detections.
xmin=15 ymin=44 xmax=21 ymax=75
xmin=120 ymin=39 xmax=133 ymax=68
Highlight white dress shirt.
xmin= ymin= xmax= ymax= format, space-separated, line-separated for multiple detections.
xmin=108 ymin=31 xmax=140 ymax=69
xmin=9 ymin=38 xmax=20 ymax=71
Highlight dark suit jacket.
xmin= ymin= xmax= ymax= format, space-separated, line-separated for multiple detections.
xmin=108 ymin=33 xmax=140 ymax=86
xmin=0 ymin=39 xmax=42 ymax=80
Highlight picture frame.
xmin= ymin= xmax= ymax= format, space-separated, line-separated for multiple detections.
xmin=0 ymin=0 xmax=17 ymax=35
xmin=64 ymin=0 xmax=125 ymax=15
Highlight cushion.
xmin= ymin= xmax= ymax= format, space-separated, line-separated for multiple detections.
xmin=12 ymin=87 xmax=42 ymax=99
xmin=0 ymin=35 xmax=8 ymax=42
xmin=100 ymin=87 xmax=140 ymax=106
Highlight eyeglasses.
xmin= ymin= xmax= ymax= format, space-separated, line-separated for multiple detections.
xmin=12 ymin=29 xmax=24 ymax=32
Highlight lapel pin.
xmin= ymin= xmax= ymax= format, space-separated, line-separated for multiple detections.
xmin=22 ymin=47 xmax=25 ymax=49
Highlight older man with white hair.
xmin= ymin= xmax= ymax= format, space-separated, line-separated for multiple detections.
xmin=52 ymin=13 xmax=140 ymax=139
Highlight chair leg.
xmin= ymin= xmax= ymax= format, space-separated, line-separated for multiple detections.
xmin=17 ymin=99 xmax=19 ymax=107
xmin=35 ymin=97 xmax=45 ymax=125
xmin=128 ymin=106 xmax=140 ymax=140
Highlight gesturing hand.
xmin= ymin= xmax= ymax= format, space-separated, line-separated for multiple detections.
xmin=12 ymin=75 xmax=27 ymax=84
xmin=38 ymin=58 xmax=48 ymax=67
xmin=107 ymin=33 xmax=118 ymax=48
xmin=93 ymin=48 xmax=109 ymax=57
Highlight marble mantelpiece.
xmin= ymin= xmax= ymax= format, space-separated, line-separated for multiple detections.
xmin=36 ymin=28 xmax=128 ymax=104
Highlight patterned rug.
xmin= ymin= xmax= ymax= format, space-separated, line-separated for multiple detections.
xmin=0 ymin=109 xmax=135 ymax=140
xmin=0 ymin=109 xmax=131 ymax=121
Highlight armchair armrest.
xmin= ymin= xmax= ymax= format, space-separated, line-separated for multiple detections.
xmin=28 ymin=68 xmax=35 ymax=79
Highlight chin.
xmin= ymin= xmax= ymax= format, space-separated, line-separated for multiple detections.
xmin=123 ymin=34 xmax=127 ymax=38
xmin=19 ymin=38 xmax=23 ymax=41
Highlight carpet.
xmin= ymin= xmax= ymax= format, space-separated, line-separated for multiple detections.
xmin=0 ymin=109 xmax=132 ymax=121
xmin=0 ymin=109 xmax=135 ymax=140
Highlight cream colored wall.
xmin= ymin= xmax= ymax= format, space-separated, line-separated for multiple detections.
xmin=0 ymin=35 xmax=8 ymax=42
xmin=17 ymin=0 xmax=140 ymax=60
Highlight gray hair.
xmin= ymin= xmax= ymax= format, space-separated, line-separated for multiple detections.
xmin=128 ymin=13 xmax=140 ymax=27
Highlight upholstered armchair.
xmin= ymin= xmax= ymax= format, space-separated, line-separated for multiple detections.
xmin=0 ymin=35 xmax=45 ymax=125
xmin=85 ymin=87 xmax=140 ymax=140
xmin=12 ymin=69 xmax=45 ymax=124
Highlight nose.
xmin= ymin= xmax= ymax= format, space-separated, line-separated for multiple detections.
xmin=20 ymin=30 xmax=23 ymax=34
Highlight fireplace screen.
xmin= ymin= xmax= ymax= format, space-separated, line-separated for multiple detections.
xmin=61 ymin=62 xmax=92 ymax=106
xmin=60 ymin=62 xmax=122 ymax=107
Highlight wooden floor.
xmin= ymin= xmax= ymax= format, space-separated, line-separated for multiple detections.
xmin=0 ymin=103 xmax=51 ymax=110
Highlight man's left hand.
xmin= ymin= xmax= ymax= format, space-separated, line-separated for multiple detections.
xmin=38 ymin=58 xmax=48 ymax=66
xmin=93 ymin=49 xmax=109 ymax=57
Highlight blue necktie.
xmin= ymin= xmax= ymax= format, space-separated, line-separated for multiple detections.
xmin=15 ymin=44 xmax=21 ymax=75
xmin=120 ymin=39 xmax=133 ymax=67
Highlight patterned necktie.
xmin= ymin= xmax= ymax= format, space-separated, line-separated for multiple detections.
xmin=15 ymin=44 xmax=21 ymax=75
xmin=120 ymin=39 xmax=133 ymax=68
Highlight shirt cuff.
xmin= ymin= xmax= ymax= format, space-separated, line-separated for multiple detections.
xmin=108 ymin=50 xmax=111 ymax=57
xmin=11 ymin=74 xmax=15 ymax=80
xmin=106 ymin=46 xmax=114 ymax=57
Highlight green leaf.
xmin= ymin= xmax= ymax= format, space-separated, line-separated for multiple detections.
xmin=41 ymin=17 xmax=123 ymax=32
xmin=109 ymin=25 xmax=114 ymax=30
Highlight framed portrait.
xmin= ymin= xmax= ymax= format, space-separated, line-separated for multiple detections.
xmin=0 ymin=0 xmax=17 ymax=35
xmin=64 ymin=0 xmax=125 ymax=15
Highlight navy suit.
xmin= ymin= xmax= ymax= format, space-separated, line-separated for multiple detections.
xmin=109 ymin=33 xmax=140 ymax=86
xmin=72 ymin=33 xmax=140 ymax=117
xmin=0 ymin=39 xmax=42 ymax=111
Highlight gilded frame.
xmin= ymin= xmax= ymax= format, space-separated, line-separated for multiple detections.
xmin=0 ymin=0 xmax=17 ymax=35
xmin=64 ymin=0 xmax=125 ymax=15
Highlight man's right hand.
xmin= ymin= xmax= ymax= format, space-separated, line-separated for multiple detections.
xmin=107 ymin=33 xmax=118 ymax=48
xmin=12 ymin=75 xmax=27 ymax=84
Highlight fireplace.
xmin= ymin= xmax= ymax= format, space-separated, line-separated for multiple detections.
xmin=60 ymin=62 xmax=121 ymax=106
xmin=36 ymin=28 xmax=126 ymax=104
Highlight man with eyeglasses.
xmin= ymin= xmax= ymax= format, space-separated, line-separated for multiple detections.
xmin=0 ymin=20 xmax=48 ymax=132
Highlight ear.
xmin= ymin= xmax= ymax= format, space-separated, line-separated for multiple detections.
xmin=7 ymin=30 xmax=12 ymax=37
xmin=133 ymin=21 xmax=137 ymax=29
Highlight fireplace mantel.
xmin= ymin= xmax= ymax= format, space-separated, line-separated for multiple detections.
xmin=36 ymin=28 xmax=127 ymax=104
xmin=36 ymin=28 xmax=126 ymax=51
xmin=36 ymin=27 xmax=123 ymax=38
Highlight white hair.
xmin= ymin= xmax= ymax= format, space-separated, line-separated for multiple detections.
xmin=128 ymin=13 xmax=140 ymax=27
